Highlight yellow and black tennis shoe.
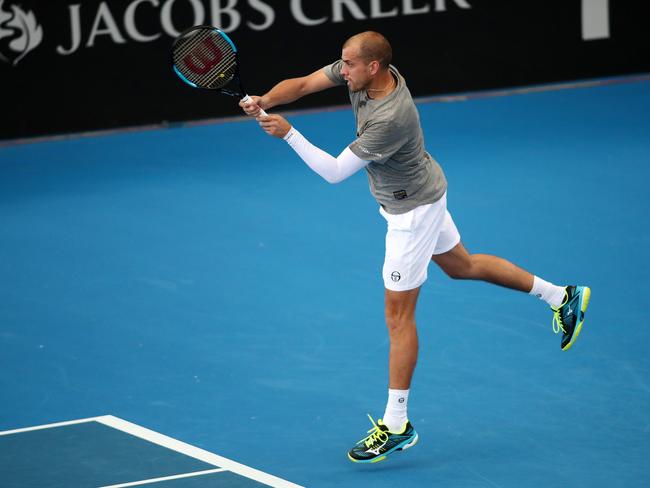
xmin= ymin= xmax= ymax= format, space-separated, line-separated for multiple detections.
xmin=552 ymin=285 xmax=591 ymax=351
xmin=348 ymin=415 xmax=418 ymax=464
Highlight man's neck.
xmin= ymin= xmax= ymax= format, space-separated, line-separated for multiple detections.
xmin=367 ymin=70 xmax=396 ymax=100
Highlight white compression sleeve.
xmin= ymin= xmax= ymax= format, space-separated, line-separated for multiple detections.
xmin=283 ymin=126 xmax=369 ymax=184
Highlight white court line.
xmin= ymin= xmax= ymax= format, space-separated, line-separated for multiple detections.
xmin=0 ymin=416 xmax=108 ymax=436
xmin=99 ymin=468 xmax=226 ymax=487
xmin=96 ymin=416 xmax=304 ymax=488
xmin=0 ymin=416 xmax=304 ymax=488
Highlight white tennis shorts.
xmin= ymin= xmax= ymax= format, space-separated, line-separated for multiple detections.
xmin=380 ymin=192 xmax=461 ymax=291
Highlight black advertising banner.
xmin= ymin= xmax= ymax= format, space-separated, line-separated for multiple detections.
xmin=1 ymin=1 xmax=649 ymax=140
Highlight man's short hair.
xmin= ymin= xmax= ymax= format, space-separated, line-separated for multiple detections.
xmin=344 ymin=31 xmax=392 ymax=69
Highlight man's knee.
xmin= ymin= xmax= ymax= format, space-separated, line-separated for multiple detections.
xmin=384 ymin=289 xmax=419 ymax=333
xmin=432 ymin=243 xmax=477 ymax=280
xmin=385 ymin=309 xmax=411 ymax=333
xmin=440 ymin=255 xmax=476 ymax=280
xmin=444 ymin=266 xmax=470 ymax=280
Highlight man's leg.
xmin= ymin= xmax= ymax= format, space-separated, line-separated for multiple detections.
xmin=431 ymin=242 xmax=534 ymax=292
xmin=432 ymin=242 xmax=591 ymax=351
xmin=347 ymin=286 xmax=421 ymax=464
xmin=385 ymin=287 xmax=420 ymax=390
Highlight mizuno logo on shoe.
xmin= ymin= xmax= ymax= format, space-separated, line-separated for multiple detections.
xmin=365 ymin=445 xmax=385 ymax=455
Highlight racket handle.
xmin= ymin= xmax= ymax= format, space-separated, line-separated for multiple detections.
xmin=241 ymin=94 xmax=268 ymax=117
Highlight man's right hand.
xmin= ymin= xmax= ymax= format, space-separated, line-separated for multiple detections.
xmin=239 ymin=96 xmax=264 ymax=117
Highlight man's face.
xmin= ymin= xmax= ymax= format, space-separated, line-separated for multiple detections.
xmin=340 ymin=45 xmax=372 ymax=93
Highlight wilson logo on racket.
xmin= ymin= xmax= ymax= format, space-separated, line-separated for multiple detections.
xmin=0 ymin=0 xmax=42 ymax=66
xmin=183 ymin=37 xmax=223 ymax=75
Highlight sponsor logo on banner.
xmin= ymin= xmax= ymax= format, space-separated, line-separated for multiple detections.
xmin=0 ymin=0 xmax=42 ymax=65
xmin=581 ymin=0 xmax=610 ymax=40
xmin=0 ymin=0 xmax=475 ymax=65
xmin=0 ymin=0 xmax=611 ymax=68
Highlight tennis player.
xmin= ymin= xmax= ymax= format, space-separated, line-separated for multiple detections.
xmin=240 ymin=31 xmax=591 ymax=464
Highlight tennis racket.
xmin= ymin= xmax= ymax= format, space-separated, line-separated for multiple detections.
xmin=171 ymin=25 xmax=267 ymax=115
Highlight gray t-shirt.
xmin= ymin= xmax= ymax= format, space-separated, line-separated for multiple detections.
xmin=324 ymin=60 xmax=447 ymax=214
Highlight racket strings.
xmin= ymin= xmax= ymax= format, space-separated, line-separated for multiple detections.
xmin=173 ymin=30 xmax=237 ymax=90
xmin=203 ymin=52 xmax=237 ymax=88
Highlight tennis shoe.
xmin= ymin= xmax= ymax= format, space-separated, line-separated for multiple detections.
xmin=552 ymin=285 xmax=591 ymax=351
xmin=348 ymin=415 xmax=418 ymax=464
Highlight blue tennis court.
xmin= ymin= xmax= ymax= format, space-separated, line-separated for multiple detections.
xmin=1 ymin=77 xmax=649 ymax=487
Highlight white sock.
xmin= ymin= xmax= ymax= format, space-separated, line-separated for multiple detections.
xmin=529 ymin=276 xmax=566 ymax=308
xmin=382 ymin=389 xmax=409 ymax=433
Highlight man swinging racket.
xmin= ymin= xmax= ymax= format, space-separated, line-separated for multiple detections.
xmin=240 ymin=31 xmax=591 ymax=464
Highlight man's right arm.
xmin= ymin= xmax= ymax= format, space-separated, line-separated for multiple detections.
xmin=240 ymin=68 xmax=337 ymax=114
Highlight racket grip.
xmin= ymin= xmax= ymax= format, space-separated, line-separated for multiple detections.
xmin=241 ymin=94 xmax=268 ymax=117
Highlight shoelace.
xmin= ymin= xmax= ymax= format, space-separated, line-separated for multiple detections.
xmin=357 ymin=414 xmax=389 ymax=448
xmin=551 ymin=289 xmax=569 ymax=334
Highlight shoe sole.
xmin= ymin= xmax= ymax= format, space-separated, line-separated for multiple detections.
xmin=562 ymin=286 xmax=591 ymax=351
xmin=398 ymin=432 xmax=419 ymax=451
xmin=347 ymin=432 xmax=419 ymax=464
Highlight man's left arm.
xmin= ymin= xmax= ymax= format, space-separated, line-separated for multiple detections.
xmin=257 ymin=114 xmax=369 ymax=184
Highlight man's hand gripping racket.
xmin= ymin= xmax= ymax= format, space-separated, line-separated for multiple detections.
xmin=171 ymin=25 xmax=267 ymax=116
